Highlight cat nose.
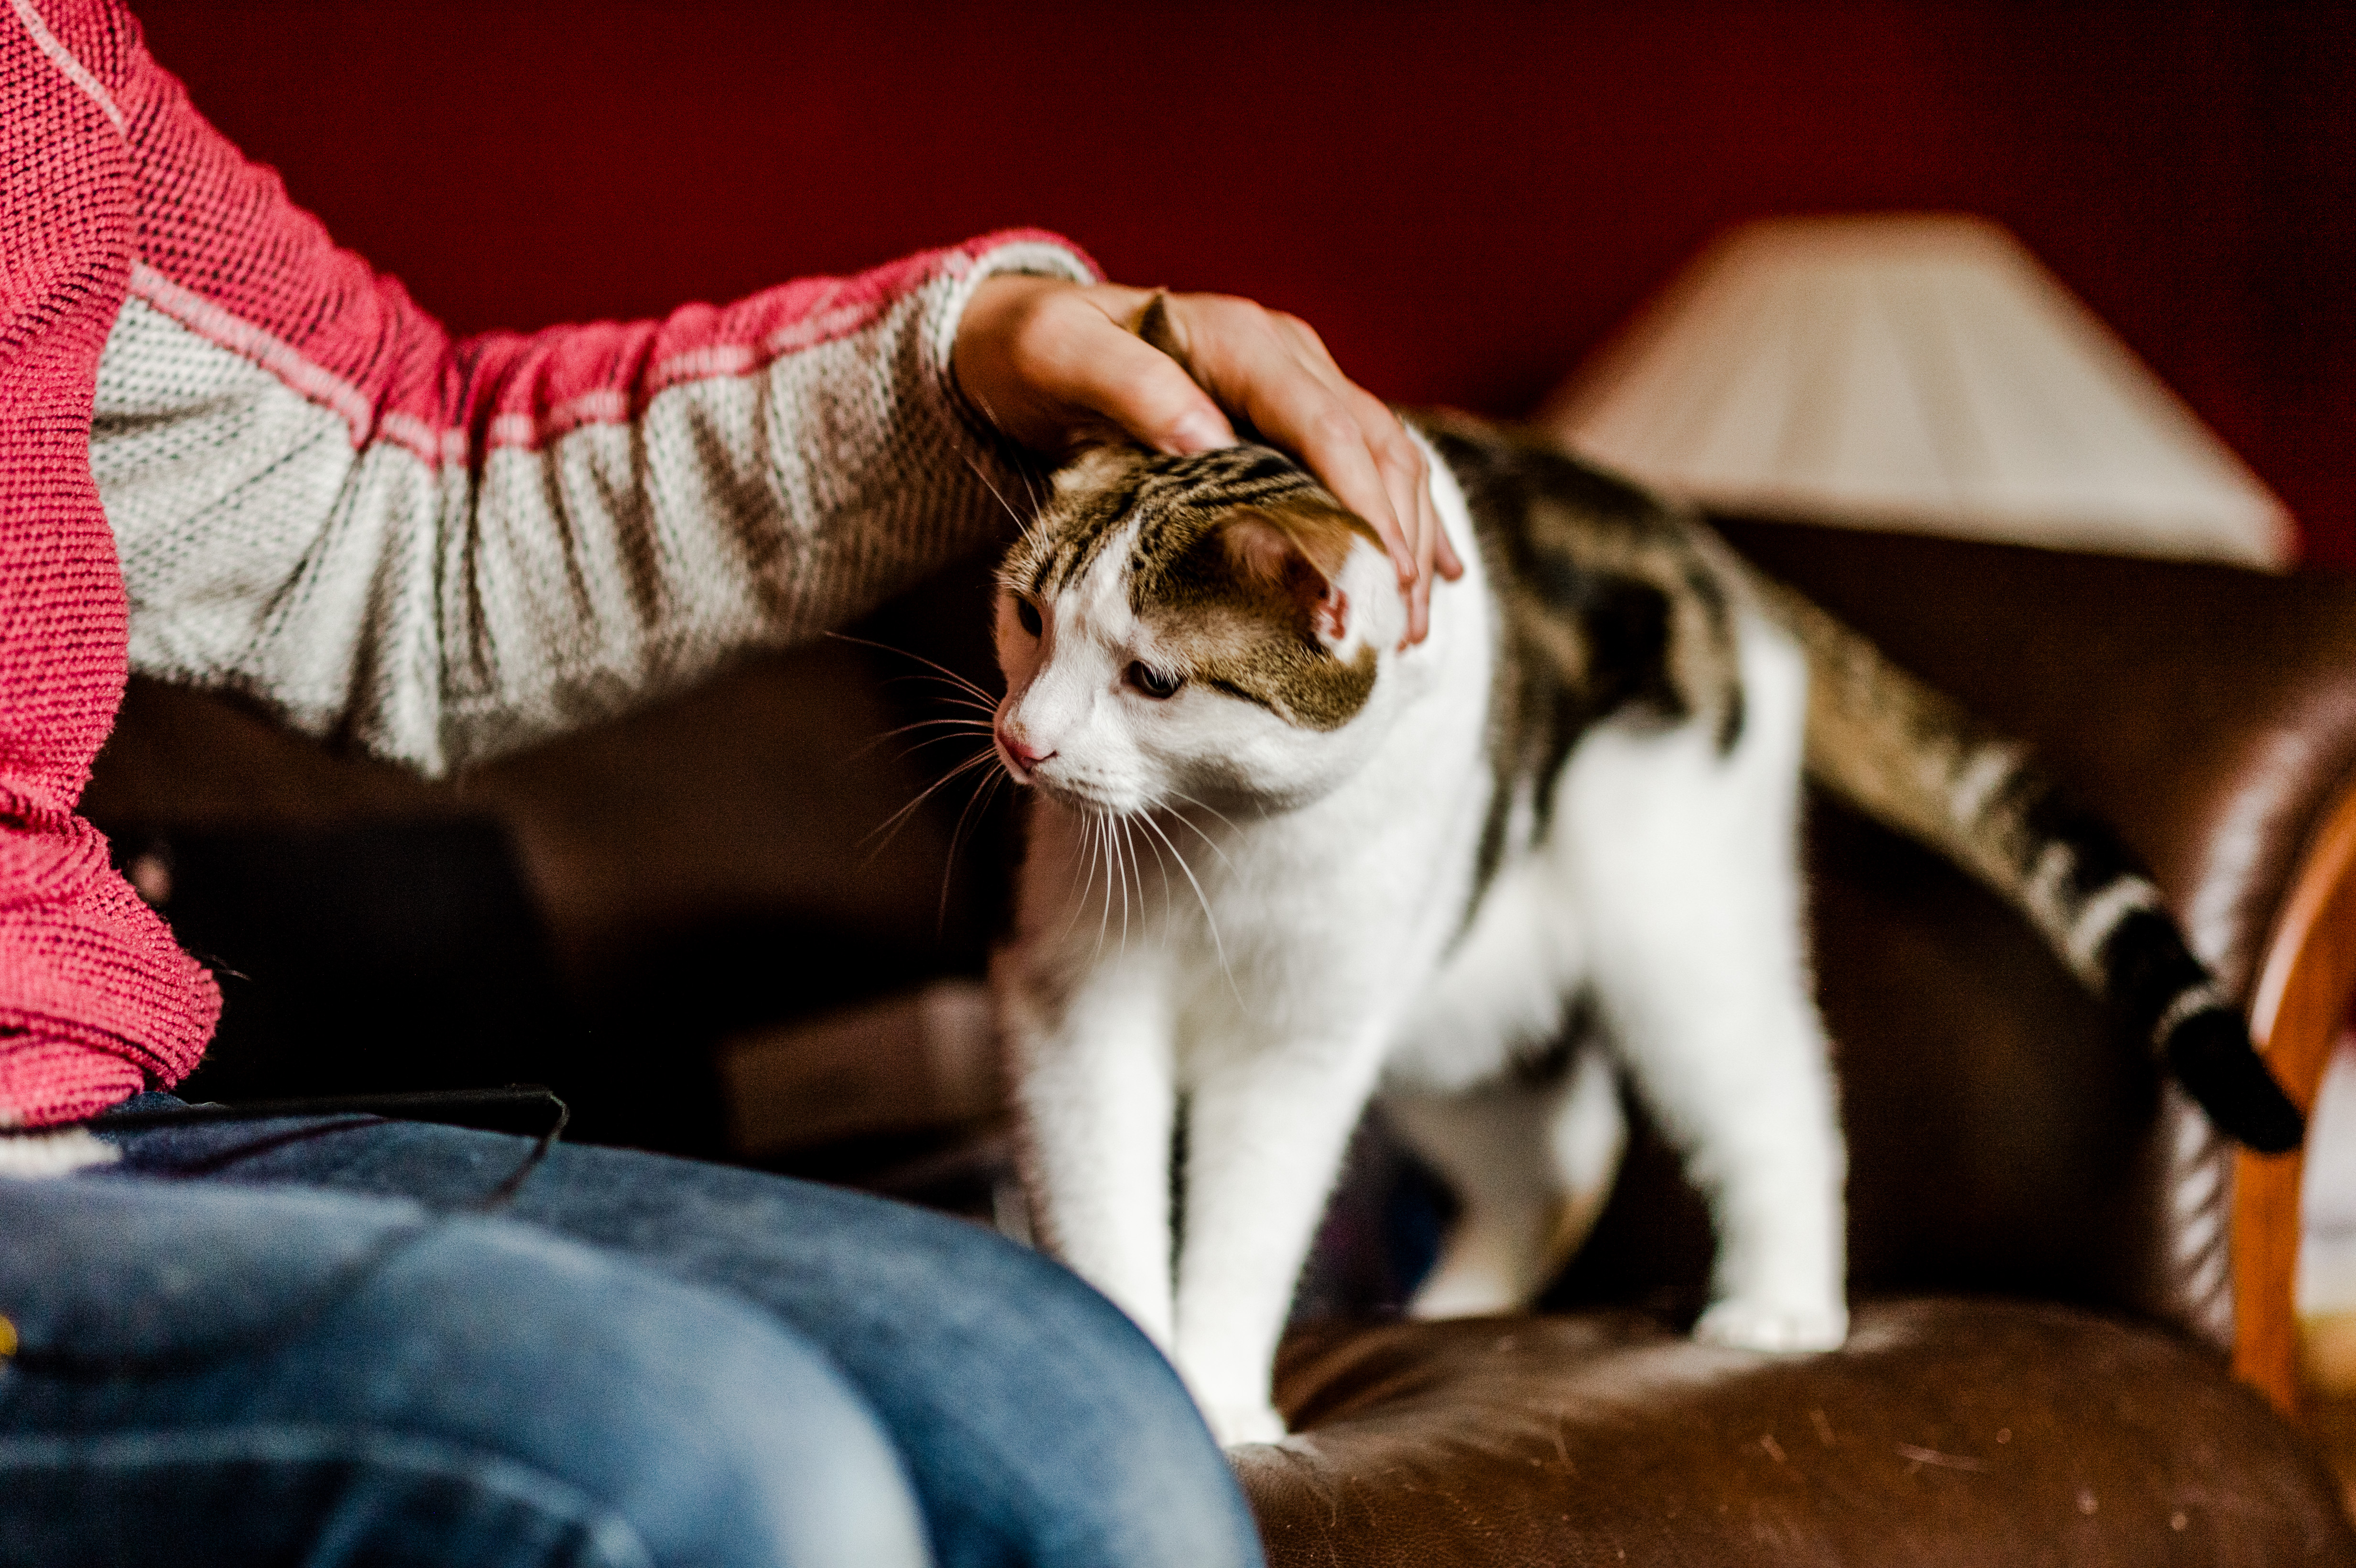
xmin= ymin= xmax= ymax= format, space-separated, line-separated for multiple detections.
xmin=996 ymin=720 xmax=1055 ymax=779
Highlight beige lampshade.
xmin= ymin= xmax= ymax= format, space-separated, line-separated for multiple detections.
xmin=1539 ymin=213 xmax=2294 ymax=568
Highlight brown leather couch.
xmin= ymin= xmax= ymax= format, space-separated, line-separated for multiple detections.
xmin=89 ymin=520 xmax=2356 ymax=1564
xmin=1237 ymin=519 xmax=2356 ymax=1564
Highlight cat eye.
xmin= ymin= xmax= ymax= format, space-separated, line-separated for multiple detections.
xmin=1126 ymin=661 xmax=1183 ymax=700
xmin=1015 ymin=598 xmax=1043 ymax=637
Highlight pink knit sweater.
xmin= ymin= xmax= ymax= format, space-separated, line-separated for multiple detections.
xmin=2 ymin=0 xmax=1092 ymax=1125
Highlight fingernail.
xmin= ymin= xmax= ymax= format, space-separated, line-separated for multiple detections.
xmin=1167 ymin=411 xmax=1230 ymax=453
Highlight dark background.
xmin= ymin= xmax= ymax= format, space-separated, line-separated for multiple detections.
xmin=136 ymin=1 xmax=2356 ymax=563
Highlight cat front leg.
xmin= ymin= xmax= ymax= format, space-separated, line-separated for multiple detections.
xmin=1000 ymin=947 xmax=1182 ymax=1348
xmin=1173 ymin=1028 xmax=1391 ymax=1446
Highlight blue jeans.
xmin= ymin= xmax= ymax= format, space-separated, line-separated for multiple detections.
xmin=0 ymin=1099 xmax=1263 ymax=1568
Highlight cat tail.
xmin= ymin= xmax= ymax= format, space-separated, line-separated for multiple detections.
xmin=1751 ymin=573 xmax=2304 ymax=1153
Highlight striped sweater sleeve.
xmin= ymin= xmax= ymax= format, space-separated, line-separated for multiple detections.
xmin=87 ymin=25 xmax=1095 ymax=776
xmin=0 ymin=0 xmax=218 ymax=1127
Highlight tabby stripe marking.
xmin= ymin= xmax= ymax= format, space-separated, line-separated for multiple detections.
xmin=2153 ymin=983 xmax=2234 ymax=1054
xmin=2065 ymin=875 xmax=2163 ymax=978
xmin=1948 ymin=742 xmax=2028 ymax=827
xmin=2021 ymin=843 xmax=2083 ymax=968
xmin=1205 ymin=675 xmax=1277 ymax=714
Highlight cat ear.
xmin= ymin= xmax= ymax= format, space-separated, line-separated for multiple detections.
xmin=1218 ymin=505 xmax=1366 ymax=647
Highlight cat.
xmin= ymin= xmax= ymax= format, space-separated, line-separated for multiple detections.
xmin=985 ymin=411 xmax=2303 ymax=1448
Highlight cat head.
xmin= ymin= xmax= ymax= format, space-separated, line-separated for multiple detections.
xmin=991 ymin=442 xmax=1408 ymax=815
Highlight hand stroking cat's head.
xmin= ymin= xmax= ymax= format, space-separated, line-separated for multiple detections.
xmin=992 ymin=442 xmax=1409 ymax=815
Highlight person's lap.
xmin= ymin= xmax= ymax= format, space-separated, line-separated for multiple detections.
xmin=0 ymin=1172 xmax=931 ymax=1568
xmin=0 ymin=1101 xmax=1260 ymax=1568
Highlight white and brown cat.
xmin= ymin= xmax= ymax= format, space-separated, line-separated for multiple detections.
xmin=986 ymin=412 xmax=2301 ymax=1447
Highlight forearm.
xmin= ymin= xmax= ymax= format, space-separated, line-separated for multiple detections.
xmin=89 ymin=20 xmax=1091 ymax=774
xmin=98 ymin=233 xmax=1090 ymax=774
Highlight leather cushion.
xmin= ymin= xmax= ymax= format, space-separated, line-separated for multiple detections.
xmin=1241 ymin=1297 xmax=2356 ymax=1566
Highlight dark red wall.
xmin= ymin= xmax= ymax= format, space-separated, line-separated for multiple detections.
xmin=137 ymin=1 xmax=2356 ymax=565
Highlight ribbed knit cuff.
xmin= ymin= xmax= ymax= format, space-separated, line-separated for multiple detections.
xmin=0 ymin=843 xmax=220 ymax=1128
xmin=925 ymin=229 xmax=1104 ymax=446
xmin=0 ymin=1032 xmax=146 ymax=1126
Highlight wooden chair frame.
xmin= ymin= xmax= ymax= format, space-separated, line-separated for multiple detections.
xmin=2237 ymin=773 xmax=2356 ymax=1418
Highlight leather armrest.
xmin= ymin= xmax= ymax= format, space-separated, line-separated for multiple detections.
xmin=1715 ymin=516 xmax=2356 ymax=1416
xmin=1712 ymin=517 xmax=2356 ymax=1003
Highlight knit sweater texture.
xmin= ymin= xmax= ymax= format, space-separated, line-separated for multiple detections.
xmin=1 ymin=0 xmax=1093 ymax=1125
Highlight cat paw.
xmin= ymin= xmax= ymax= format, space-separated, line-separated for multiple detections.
xmin=1693 ymin=1297 xmax=1847 ymax=1353
xmin=1206 ymin=1400 xmax=1290 ymax=1448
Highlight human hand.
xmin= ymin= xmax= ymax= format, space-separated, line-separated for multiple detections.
xmin=953 ymin=276 xmax=1464 ymax=643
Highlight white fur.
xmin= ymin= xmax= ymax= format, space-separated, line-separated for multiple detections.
xmin=994 ymin=437 xmax=1847 ymax=1447
xmin=0 ymin=1126 xmax=119 ymax=1178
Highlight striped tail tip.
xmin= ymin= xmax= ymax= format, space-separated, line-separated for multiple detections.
xmin=2163 ymin=1006 xmax=2305 ymax=1154
xmin=2100 ymin=907 xmax=2304 ymax=1152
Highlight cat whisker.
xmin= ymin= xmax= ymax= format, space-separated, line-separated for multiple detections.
xmin=1137 ymin=808 xmax=1176 ymax=910
xmin=1126 ymin=815 xmax=1146 ymax=945
xmin=1116 ymin=812 xmax=1149 ymax=951
xmin=1125 ymin=815 xmax=1150 ymax=940
xmin=1111 ymin=809 xmax=1132 ymax=951
xmin=937 ymin=760 xmax=1007 ymax=936
xmin=956 ymin=445 xmax=1041 ymax=548
xmin=847 ymin=714 xmax=993 ymax=764
xmin=1102 ymin=809 xmax=1127 ymax=957
xmin=875 ymin=661 xmax=998 ymax=699
xmin=955 ymin=416 xmax=1047 ymax=547
xmin=1099 ymin=808 xmax=1123 ymax=951
xmin=1014 ymin=451 xmax=1045 ymax=517
xmin=870 ymin=714 xmax=994 ymax=741
xmin=1091 ymin=809 xmax=1115 ymax=961
xmin=1136 ymin=823 xmax=1153 ymax=922
xmin=827 ymin=632 xmax=1004 ymax=709
xmin=890 ymin=730 xmax=1003 ymax=767
xmin=883 ymin=671 xmax=1003 ymax=715
xmin=1157 ymin=797 xmax=1239 ymax=877
xmin=861 ymin=747 xmax=998 ymax=864
xmin=960 ymin=447 xmax=1025 ymax=530
xmin=1135 ymin=808 xmax=1240 ymax=1002
xmin=877 ymin=679 xmax=1000 ymax=719
xmin=1065 ymin=806 xmax=1108 ymax=949
xmin=1163 ymin=789 xmax=1243 ymax=834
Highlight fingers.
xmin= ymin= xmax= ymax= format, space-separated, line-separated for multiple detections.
xmin=1176 ymin=298 xmax=1448 ymax=643
xmin=1052 ymin=306 xmax=1238 ymax=456
xmin=953 ymin=275 xmax=1456 ymax=643
xmin=953 ymin=276 xmax=1235 ymax=458
xmin=1312 ymin=339 xmax=1458 ymax=641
